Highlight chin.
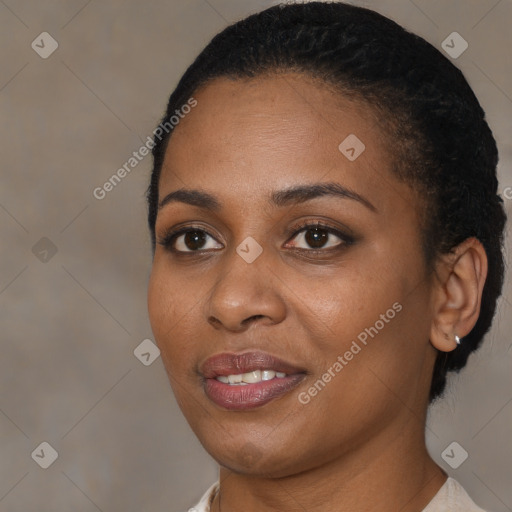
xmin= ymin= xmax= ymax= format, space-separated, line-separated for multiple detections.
xmin=197 ymin=432 xmax=312 ymax=478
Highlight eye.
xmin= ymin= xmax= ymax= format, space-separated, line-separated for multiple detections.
xmin=157 ymin=221 xmax=354 ymax=254
xmin=158 ymin=227 xmax=223 ymax=253
xmin=285 ymin=222 xmax=353 ymax=251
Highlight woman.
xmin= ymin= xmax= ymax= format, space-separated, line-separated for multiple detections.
xmin=146 ymin=2 xmax=506 ymax=511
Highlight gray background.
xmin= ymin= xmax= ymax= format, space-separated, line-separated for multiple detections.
xmin=0 ymin=0 xmax=511 ymax=511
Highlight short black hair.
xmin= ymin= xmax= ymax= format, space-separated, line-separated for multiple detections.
xmin=147 ymin=1 xmax=506 ymax=402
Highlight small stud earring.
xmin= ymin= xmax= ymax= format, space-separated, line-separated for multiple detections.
xmin=455 ymin=334 xmax=461 ymax=345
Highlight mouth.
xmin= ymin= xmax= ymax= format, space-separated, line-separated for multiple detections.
xmin=200 ymin=351 xmax=307 ymax=410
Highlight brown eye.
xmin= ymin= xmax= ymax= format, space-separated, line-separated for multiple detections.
xmin=158 ymin=227 xmax=223 ymax=253
xmin=304 ymin=227 xmax=330 ymax=248
xmin=182 ymin=230 xmax=207 ymax=251
xmin=287 ymin=223 xmax=349 ymax=251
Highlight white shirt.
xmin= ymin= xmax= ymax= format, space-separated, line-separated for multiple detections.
xmin=187 ymin=477 xmax=487 ymax=512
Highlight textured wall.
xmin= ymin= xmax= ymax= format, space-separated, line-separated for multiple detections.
xmin=0 ymin=1 xmax=510 ymax=511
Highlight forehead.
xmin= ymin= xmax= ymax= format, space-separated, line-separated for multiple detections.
xmin=159 ymin=73 xmax=401 ymax=210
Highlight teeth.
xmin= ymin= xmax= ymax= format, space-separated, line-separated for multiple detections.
xmin=216 ymin=369 xmax=287 ymax=385
xmin=243 ymin=370 xmax=261 ymax=383
xmin=228 ymin=374 xmax=242 ymax=384
xmin=261 ymin=370 xmax=276 ymax=381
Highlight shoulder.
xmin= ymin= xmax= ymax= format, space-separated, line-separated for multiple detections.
xmin=423 ymin=477 xmax=489 ymax=512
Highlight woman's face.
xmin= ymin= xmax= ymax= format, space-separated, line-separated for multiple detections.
xmin=148 ymin=74 xmax=439 ymax=476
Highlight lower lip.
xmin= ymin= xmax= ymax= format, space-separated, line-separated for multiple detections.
xmin=204 ymin=374 xmax=305 ymax=410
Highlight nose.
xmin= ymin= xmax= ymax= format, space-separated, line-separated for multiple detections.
xmin=204 ymin=247 xmax=287 ymax=332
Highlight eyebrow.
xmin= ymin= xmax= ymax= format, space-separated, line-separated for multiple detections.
xmin=158 ymin=182 xmax=377 ymax=213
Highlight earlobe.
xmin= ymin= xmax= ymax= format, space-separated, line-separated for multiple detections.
xmin=429 ymin=237 xmax=488 ymax=352
xmin=431 ymin=327 xmax=461 ymax=352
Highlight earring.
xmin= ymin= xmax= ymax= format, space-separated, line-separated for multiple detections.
xmin=455 ymin=334 xmax=461 ymax=345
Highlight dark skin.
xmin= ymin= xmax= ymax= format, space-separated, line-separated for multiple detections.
xmin=147 ymin=74 xmax=487 ymax=512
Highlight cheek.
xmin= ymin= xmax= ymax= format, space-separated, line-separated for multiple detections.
xmin=288 ymin=256 xmax=410 ymax=351
xmin=147 ymin=264 xmax=171 ymax=338
xmin=289 ymin=240 xmax=430 ymax=388
xmin=147 ymin=261 xmax=196 ymax=368
xmin=313 ymin=271 xmax=431 ymax=406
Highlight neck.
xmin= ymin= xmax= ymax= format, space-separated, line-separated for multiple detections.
xmin=211 ymin=420 xmax=447 ymax=512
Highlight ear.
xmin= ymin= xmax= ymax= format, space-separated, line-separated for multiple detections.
xmin=430 ymin=237 xmax=488 ymax=352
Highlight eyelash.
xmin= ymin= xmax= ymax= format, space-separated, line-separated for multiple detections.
xmin=157 ymin=221 xmax=354 ymax=255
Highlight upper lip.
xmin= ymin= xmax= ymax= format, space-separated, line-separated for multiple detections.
xmin=200 ymin=351 xmax=306 ymax=378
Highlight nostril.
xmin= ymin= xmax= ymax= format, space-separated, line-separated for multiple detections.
xmin=208 ymin=317 xmax=223 ymax=329
xmin=207 ymin=314 xmax=272 ymax=331
xmin=245 ymin=315 xmax=265 ymax=323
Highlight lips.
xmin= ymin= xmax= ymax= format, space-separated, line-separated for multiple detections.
xmin=201 ymin=351 xmax=306 ymax=410
xmin=201 ymin=351 xmax=305 ymax=378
